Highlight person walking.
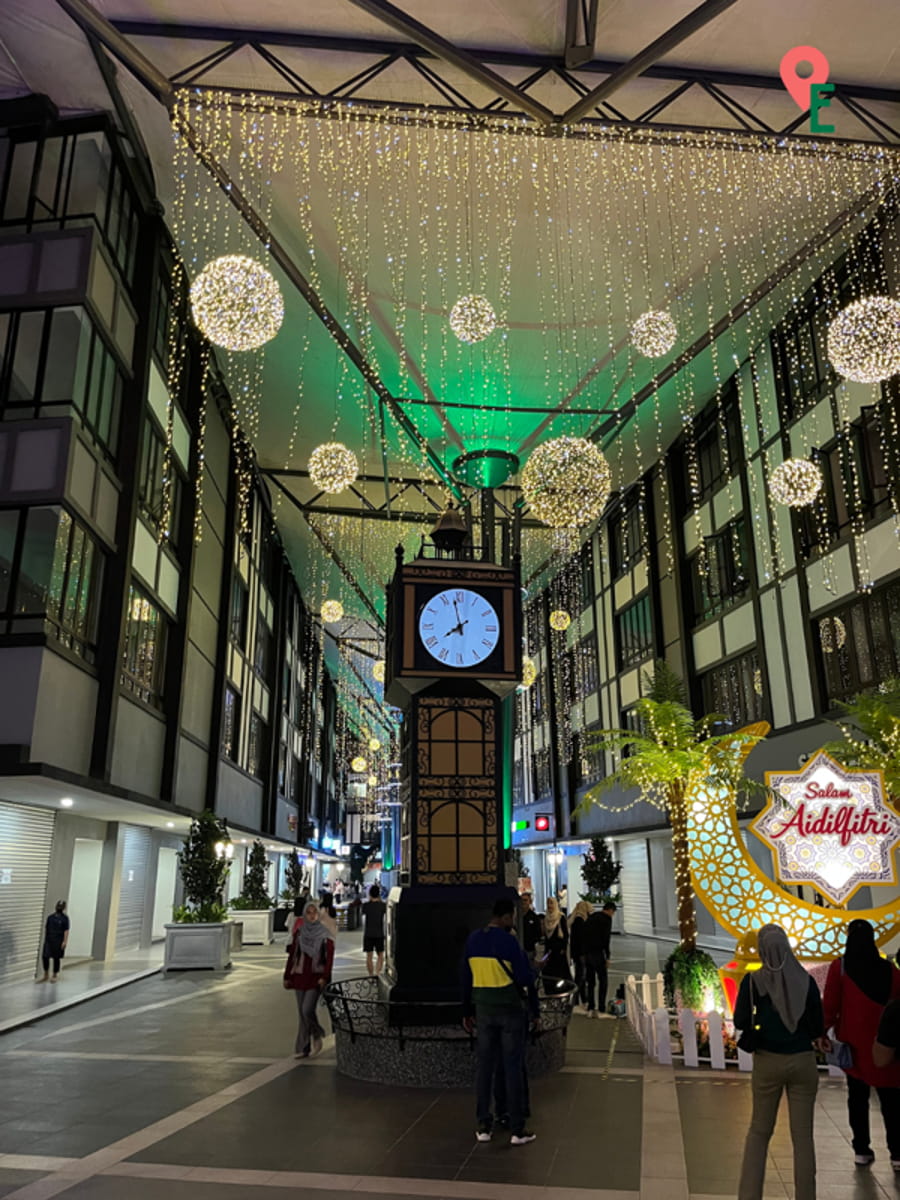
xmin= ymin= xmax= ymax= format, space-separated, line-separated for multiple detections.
xmin=735 ymin=924 xmax=828 ymax=1200
xmin=519 ymin=892 xmax=543 ymax=967
xmin=568 ymin=900 xmax=593 ymax=1010
xmin=823 ymin=918 xmax=900 ymax=1169
xmin=318 ymin=893 xmax=338 ymax=939
xmin=541 ymin=896 xmax=570 ymax=995
xmin=582 ymin=901 xmax=615 ymax=1017
xmin=461 ymin=897 xmax=539 ymax=1146
xmin=36 ymin=900 xmax=69 ymax=983
xmin=362 ymin=883 xmax=386 ymax=976
xmin=283 ymin=901 xmax=334 ymax=1058
xmin=557 ymin=884 xmax=568 ymax=915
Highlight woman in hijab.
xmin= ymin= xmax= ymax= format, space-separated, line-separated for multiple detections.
xmin=283 ymin=901 xmax=334 ymax=1058
xmin=568 ymin=899 xmax=593 ymax=1010
xmin=735 ymin=924 xmax=827 ymax=1200
xmin=541 ymin=896 xmax=571 ymax=995
xmin=823 ymin=918 xmax=900 ymax=1168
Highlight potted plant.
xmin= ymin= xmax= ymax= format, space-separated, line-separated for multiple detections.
xmin=230 ymin=839 xmax=275 ymax=944
xmin=580 ymin=836 xmax=621 ymax=909
xmin=581 ymin=660 xmax=766 ymax=1012
xmin=164 ymin=810 xmax=234 ymax=972
xmin=275 ymin=849 xmax=306 ymax=932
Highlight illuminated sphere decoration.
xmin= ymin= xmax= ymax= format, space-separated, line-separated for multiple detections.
xmin=367 ymin=774 xmax=378 ymax=787
xmin=449 ymin=294 xmax=497 ymax=344
xmin=350 ymin=756 xmax=368 ymax=774
xmin=549 ymin=610 xmax=571 ymax=632
xmin=308 ymin=442 xmax=358 ymax=494
xmin=521 ymin=657 xmax=537 ymax=688
xmin=189 ymin=255 xmax=284 ymax=351
xmin=827 ymin=296 xmax=900 ymax=383
xmin=630 ymin=309 xmax=677 ymax=358
xmin=769 ymin=458 xmax=823 ymax=507
xmin=372 ymin=659 xmax=386 ymax=683
xmin=522 ymin=436 xmax=612 ymax=529
xmin=819 ymin=615 xmax=848 ymax=654
xmin=321 ymin=599 xmax=344 ymax=624
xmin=368 ymin=738 xmax=381 ymax=752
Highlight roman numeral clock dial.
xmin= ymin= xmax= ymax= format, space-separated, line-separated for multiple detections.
xmin=417 ymin=588 xmax=500 ymax=667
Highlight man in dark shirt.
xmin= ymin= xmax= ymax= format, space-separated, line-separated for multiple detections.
xmin=362 ymin=884 xmax=386 ymax=976
xmin=582 ymin=902 xmax=615 ymax=1018
xmin=461 ymin=898 xmax=540 ymax=1146
xmin=520 ymin=892 xmax=543 ymax=962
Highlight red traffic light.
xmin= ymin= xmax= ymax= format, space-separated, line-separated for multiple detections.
xmin=535 ymin=814 xmax=551 ymax=832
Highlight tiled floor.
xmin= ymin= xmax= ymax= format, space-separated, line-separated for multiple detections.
xmin=0 ymin=932 xmax=895 ymax=1199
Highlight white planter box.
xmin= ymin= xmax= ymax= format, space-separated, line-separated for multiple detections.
xmin=163 ymin=922 xmax=233 ymax=972
xmin=233 ymin=909 xmax=275 ymax=945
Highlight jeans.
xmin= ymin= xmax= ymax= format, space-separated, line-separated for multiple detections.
xmin=294 ymin=987 xmax=324 ymax=1055
xmin=846 ymin=1073 xmax=900 ymax=1160
xmin=738 ymin=1050 xmax=818 ymax=1200
xmin=475 ymin=1006 xmax=528 ymax=1135
xmin=584 ymin=953 xmax=608 ymax=1012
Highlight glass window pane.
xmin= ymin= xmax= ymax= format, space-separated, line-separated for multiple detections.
xmin=0 ymin=508 xmax=18 ymax=611
xmin=15 ymin=506 xmax=60 ymax=612
xmin=9 ymin=311 xmax=46 ymax=406
xmin=61 ymin=522 xmax=84 ymax=630
xmin=48 ymin=509 xmax=71 ymax=622
xmin=66 ymin=133 xmax=110 ymax=219
xmin=4 ymin=141 xmax=36 ymax=221
xmin=34 ymin=137 xmax=63 ymax=219
xmin=43 ymin=307 xmax=92 ymax=405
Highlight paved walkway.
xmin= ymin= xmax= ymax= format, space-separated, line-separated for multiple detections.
xmin=0 ymin=932 xmax=892 ymax=1200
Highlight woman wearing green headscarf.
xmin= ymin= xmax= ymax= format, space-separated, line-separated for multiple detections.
xmin=735 ymin=924 xmax=828 ymax=1200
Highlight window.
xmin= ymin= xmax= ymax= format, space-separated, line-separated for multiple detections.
xmin=616 ymin=594 xmax=653 ymax=669
xmin=817 ymin=582 xmax=900 ymax=706
xmin=122 ymin=586 xmax=166 ymax=707
xmin=609 ymin=492 xmax=646 ymax=578
xmin=796 ymin=409 xmax=891 ymax=559
xmin=229 ymin=578 xmax=248 ymax=648
xmin=579 ymin=542 xmax=594 ymax=602
xmin=684 ymin=380 xmax=743 ymax=507
xmin=3 ymin=506 xmax=101 ymax=658
xmin=572 ymin=729 xmax=605 ymax=788
xmin=254 ymin=613 xmax=273 ymax=682
xmin=692 ymin=517 xmax=751 ymax=624
xmin=247 ymin=712 xmax=269 ymax=779
xmin=577 ymin=635 xmax=599 ymax=696
xmin=222 ymin=686 xmax=241 ymax=761
xmin=137 ymin=416 xmax=183 ymax=541
xmin=700 ymin=651 xmax=765 ymax=730
xmin=532 ymin=747 xmax=553 ymax=804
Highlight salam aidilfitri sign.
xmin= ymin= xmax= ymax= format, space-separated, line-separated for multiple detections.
xmin=753 ymin=750 xmax=900 ymax=906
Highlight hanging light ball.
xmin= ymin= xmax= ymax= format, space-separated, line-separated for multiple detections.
xmin=189 ymin=254 xmax=283 ymax=351
xmin=827 ymin=296 xmax=900 ymax=383
xmin=367 ymin=774 xmax=378 ymax=788
xmin=321 ymin=599 xmax=344 ymax=624
xmin=350 ymin=756 xmax=368 ymax=774
xmin=521 ymin=657 xmax=537 ymax=688
xmin=372 ymin=659 xmax=386 ymax=683
xmin=549 ymin=610 xmax=571 ymax=632
xmin=449 ymin=294 xmax=497 ymax=344
xmin=753 ymin=668 xmax=763 ymax=697
xmin=368 ymin=738 xmax=381 ymax=752
xmin=308 ymin=442 xmax=358 ymax=494
xmin=770 ymin=458 xmax=823 ymax=507
xmin=630 ymin=309 xmax=677 ymax=358
xmin=522 ymin=436 xmax=612 ymax=529
xmin=819 ymin=616 xmax=848 ymax=654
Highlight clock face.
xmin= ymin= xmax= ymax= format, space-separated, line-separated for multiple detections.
xmin=417 ymin=588 xmax=501 ymax=668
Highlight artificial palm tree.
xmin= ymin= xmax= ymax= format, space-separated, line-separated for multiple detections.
xmin=580 ymin=662 xmax=766 ymax=1008
xmin=821 ymin=678 xmax=900 ymax=793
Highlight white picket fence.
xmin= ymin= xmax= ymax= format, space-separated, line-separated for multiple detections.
xmin=624 ymin=972 xmax=752 ymax=1071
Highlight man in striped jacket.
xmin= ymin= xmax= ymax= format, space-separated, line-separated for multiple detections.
xmin=460 ymin=897 xmax=540 ymax=1146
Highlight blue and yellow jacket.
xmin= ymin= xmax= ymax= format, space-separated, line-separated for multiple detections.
xmin=461 ymin=925 xmax=539 ymax=1018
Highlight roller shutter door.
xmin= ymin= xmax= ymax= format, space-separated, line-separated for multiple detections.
xmin=619 ymin=838 xmax=654 ymax=936
xmin=0 ymin=800 xmax=55 ymax=983
xmin=115 ymin=824 xmax=151 ymax=953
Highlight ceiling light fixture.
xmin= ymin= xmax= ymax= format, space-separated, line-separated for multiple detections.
xmin=630 ymin=309 xmax=677 ymax=357
xmin=827 ymin=296 xmax=900 ymax=383
xmin=189 ymin=254 xmax=284 ymax=351
xmin=449 ymin=294 xmax=497 ymax=343
xmin=308 ymin=442 xmax=359 ymax=493
xmin=770 ymin=458 xmax=823 ymax=507
xmin=522 ymin=436 xmax=612 ymax=529
xmin=321 ymin=599 xmax=344 ymax=624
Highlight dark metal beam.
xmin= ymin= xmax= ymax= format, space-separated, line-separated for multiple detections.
xmin=559 ymin=0 xmax=741 ymax=125
xmin=564 ymin=0 xmax=599 ymax=70
xmin=343 ymin=0 xmax=556 ymax=125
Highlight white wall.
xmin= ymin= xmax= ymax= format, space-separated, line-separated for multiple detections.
xmin=66 ymin=838 xmax=103 ymax=958
xmin=151 ymin=847 xmax=179 ymax=939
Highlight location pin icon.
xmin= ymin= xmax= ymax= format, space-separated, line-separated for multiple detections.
xmin=780 ymin=46 xmax=830 ymax=110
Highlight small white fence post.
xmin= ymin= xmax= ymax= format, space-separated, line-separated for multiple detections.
xmin=640 ymin=972 xmax=653 ymax=1010
xmin=654 ymin=972 xmax=665 ymax=1009
xmin=679 ymin=1007 xmax=699 ymax=1068
xmin=707 ymin=1010 xmax=725 ymax=1070
xmin=655 ymin=1007 xmax=672 ymax=1064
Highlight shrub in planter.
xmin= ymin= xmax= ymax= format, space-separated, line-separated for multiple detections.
xmin=580 ymin=836 xmax=621 ymax=905
xmin=663 ymin=944 xmax=723 ymax=1012
xmin=173 ymin=810 xmax=233 ymax=923
xmin=231 ymin=839 xmax=273 ymax=911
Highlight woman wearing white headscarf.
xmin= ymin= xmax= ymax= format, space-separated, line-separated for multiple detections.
xmin=283 ymin=902 xmax=334 ymax=1058
xmin=735 ymin=924 xmax=827 ymax=1200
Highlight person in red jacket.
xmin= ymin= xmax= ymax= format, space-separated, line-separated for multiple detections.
xmin=823 ymin=918 xmax=900 ymax=1169
xmin=284 ymin=901 xmax=334 ymax=1058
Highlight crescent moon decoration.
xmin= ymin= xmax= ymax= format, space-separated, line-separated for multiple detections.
xmin=686 ymin=722 xmax=900 ymax=961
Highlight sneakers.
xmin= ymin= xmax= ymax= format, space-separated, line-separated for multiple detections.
xmin=854 ymin=1152 xmax=875 ymax=1166
xmin=310 ymin=1036 xmax=323 ymax=1058
xmin=511 ymin=1130 xmax=537 ymax=1146
xmin=475 ymin=1123 xmax=492 ymax=1143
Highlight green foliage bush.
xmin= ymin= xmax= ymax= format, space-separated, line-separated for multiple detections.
xmin=232 ymin=839 xmax=273 ymax=910
xmin=172 ymin=810 xmax=232 ymax=924
xmin=663 ymin=944 xmax=723 ymax=1012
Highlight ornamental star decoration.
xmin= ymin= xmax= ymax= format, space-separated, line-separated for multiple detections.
xmin=753 ymin=750 xmax=900 ymax=906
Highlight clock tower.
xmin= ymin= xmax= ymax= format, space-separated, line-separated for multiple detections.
xmin=383 ymin=505 xmax=522 ymax=1007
